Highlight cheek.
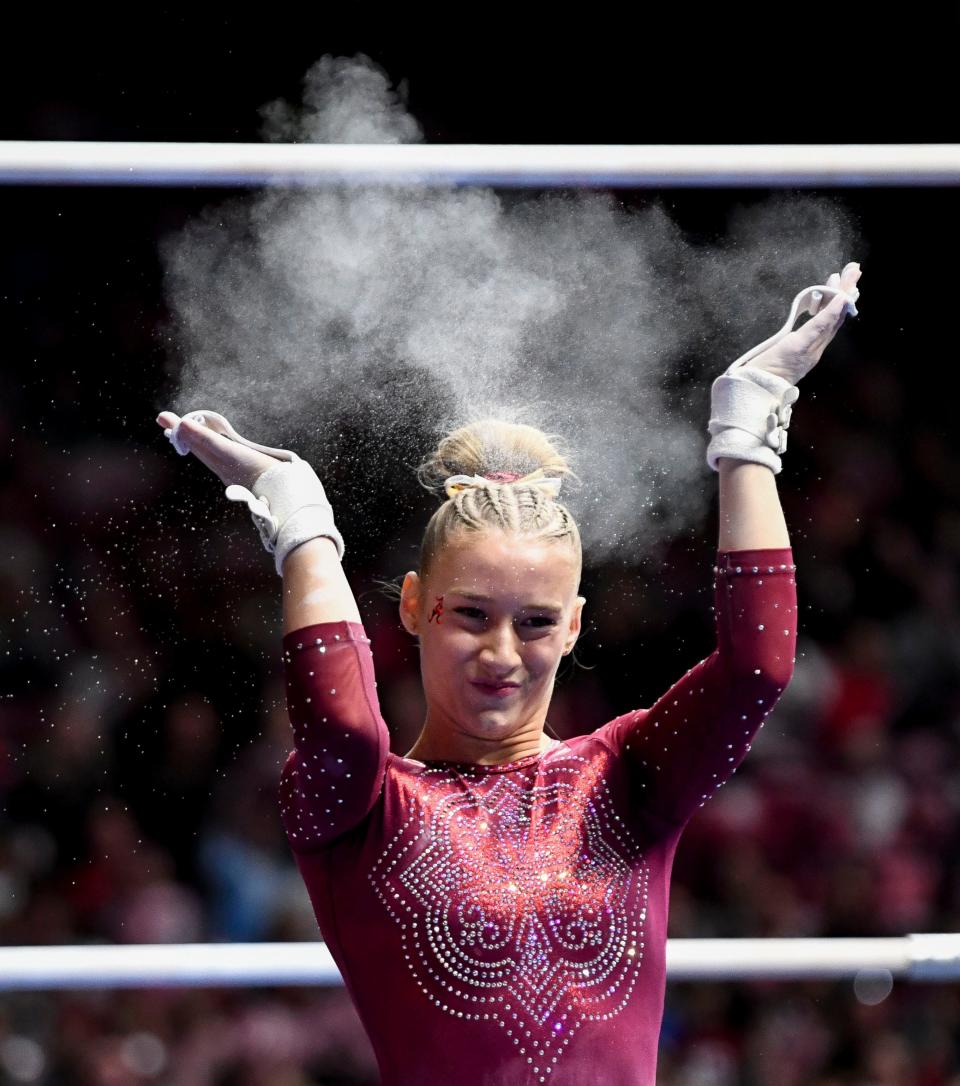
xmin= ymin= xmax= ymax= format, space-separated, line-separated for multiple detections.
xmin=420 ymin=629 xmax=472 ymax=674
xmin=530 ymin=641 xmax=563 ymax=673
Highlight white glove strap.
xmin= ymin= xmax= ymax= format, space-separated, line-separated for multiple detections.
xmin=225 ymin=459 xmax=345 ymax=575
xmin=705 ymin=366 xmax=800 ymax=474
xmin=705 ymin=426 xmax=785 ymax=474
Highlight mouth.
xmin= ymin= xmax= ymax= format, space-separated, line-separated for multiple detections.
xmin=470 ymin=681 xmax=521 ymax=698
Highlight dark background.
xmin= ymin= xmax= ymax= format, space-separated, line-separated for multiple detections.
xmin=2 ymin=14 xmax=960 ymax=1086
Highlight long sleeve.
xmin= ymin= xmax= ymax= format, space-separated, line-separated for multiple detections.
xmin=602 ymin=547 xmax=797 ymax=829
xmin=279 ymin=619 xmax=390 ymax=853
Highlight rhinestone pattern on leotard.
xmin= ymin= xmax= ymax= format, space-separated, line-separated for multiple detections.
xmin=368 ymin=746 xmax=649 ymax=1080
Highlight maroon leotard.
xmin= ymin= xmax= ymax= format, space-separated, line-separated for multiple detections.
xmin=279 ymin=548 xmax=797 ymax=1085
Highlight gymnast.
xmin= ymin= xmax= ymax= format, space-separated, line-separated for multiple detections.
xmin=156 ymin=260 xmax=861 ymax=1085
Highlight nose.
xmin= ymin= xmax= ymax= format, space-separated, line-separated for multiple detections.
xmin=477 ymin=621 xmax=523 ymax=676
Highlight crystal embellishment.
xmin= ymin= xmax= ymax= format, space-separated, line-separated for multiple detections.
xmin=368 ymin=749 xmax=649 ymax=1076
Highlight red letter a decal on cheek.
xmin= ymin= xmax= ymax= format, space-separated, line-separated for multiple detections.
xmin=428 ymin=595 xmax=445 ymax=624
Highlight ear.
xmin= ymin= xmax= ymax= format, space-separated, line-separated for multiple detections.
xmin=562 ymin=596 xmax=586 ymax=655
xmin=399 ymin=571 xmax=422 ymax=637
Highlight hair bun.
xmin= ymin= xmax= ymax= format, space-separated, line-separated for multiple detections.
xmin=418 ymin=418 xmax=577 ymax=503
xmin=416 ymin=419 xmax=582 ymax=590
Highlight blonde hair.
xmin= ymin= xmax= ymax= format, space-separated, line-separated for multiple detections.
xmin=415 ymin=418 xmax=582 ymax=591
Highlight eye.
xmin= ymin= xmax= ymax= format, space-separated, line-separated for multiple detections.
xmin=454 ymin=607 xmax=556 ymax=629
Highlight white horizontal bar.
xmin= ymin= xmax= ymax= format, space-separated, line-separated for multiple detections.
xmin=0 ymin=942 xmax=343 ymax=990
xmin=666 ymin=937 xmax=910 ymax=980
xmin=1 ymin=142 xmax=960 ymax=187
xmin=1 ymin=936 xmax=958 ymax=990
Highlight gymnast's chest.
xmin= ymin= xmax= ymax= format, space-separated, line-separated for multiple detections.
xmin=366 ymin=754 xmax=645 ymax=933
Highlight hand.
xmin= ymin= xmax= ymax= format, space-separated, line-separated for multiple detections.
xmin=743 ymin=261 xmax=862 ymax=385
xmin=155 ymin=412 xmax=280 ymax=489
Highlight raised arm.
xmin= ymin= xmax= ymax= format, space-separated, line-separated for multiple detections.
xmin=155 ymin=412 xmax=389 ymax=851
xmin=598 ymin=439 xmax=798 ymax=831
xmin=600 ymin=261 xmax=861 ymax=829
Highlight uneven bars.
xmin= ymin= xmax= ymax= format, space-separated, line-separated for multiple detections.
xmin=1 ymin=936 xmax=958 ymax=990
xmin=1 ymin=143 xmax=959 ymax=187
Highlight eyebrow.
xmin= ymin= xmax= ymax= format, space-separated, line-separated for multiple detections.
xmin=447 ymin=590 xmax=564 ymax=613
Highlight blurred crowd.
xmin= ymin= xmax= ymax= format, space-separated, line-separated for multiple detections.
xmin=3 ymin=334 xmax=960 ymax=1086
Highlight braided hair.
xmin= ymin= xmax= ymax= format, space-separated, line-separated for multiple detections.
xmin=416 ymin=418 xmax=582 ymax=590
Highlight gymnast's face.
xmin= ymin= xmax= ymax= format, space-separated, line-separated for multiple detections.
xmin=400 ymin=529 xmax=585 ymax=749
